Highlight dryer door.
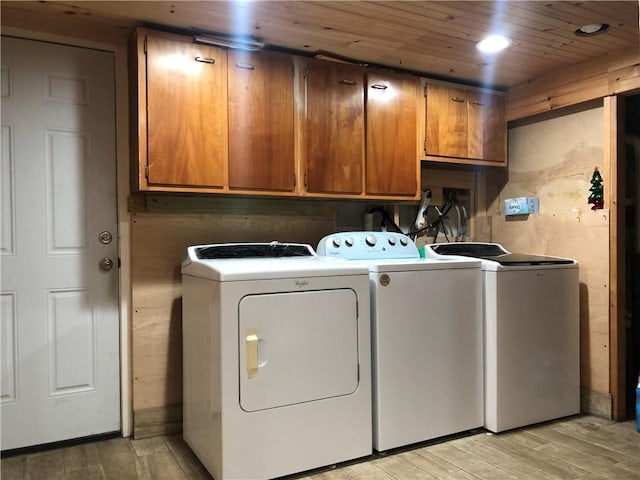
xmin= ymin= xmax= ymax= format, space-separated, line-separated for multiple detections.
xmin=238 ymin=289 xmax=359 ymax=412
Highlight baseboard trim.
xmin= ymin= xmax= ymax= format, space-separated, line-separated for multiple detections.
xmin=133 ymin=404 xmax=182 ymax=439
xmin=580 ymin=387 xmax=612 ymax=419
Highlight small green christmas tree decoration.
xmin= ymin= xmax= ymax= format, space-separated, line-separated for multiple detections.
xmin=588 ymin=166 xmax=604 ymax=210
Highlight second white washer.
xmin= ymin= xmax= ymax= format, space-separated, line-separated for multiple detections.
xmin=318 ymin=232 xmax=483 ymax=451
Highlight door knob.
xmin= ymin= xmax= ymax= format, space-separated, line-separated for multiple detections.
xmin=99 ymin=257 xmax=114 ymax=271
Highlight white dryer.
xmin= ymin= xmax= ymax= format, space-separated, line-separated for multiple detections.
xmin=423 ymin=242 xmax=580 ymax=433
xmin=317 ymin=232 xmax=483 ymax=451
xmin=181 ymin=243 xmax=372 ymax=480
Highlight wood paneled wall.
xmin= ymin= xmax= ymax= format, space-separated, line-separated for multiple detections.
xmin=481 ymin=106 xmax=612 ymax=416
xmin=504 ymin=50 xmax=639 ymax=418
xmin=130 ymin=198 xmax=337 ymax=436
xmin=507 ymin=48 xmax=640 ymax=121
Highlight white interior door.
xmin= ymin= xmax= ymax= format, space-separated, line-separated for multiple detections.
xmin=1 ymin=36 xmax=120 ymax=450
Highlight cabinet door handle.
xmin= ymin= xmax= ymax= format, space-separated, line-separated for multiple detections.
xmin=340 ymin=79 xmax=359 ymax=85
xmin=235 ymin=62 xmax=255 ymax=70
xmin=195 ymin=56 xmax=215 ymax=64
xmin=371 ymin=84 xmax=388 ymax=90
xmin=471 ymin=100 xmax=486 ymax=106
xmin=451 ymin=97 xmax=465 ymax=103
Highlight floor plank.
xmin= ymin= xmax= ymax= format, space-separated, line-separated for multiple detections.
xmin=369 ymin=455 xmax=438 ymax=480
xmin=0 ymin=416 xmax=637 ymax=480
xmin=479 ymin=433 xmax=590 ymax=478
xmin=24 ymin=450 xmax=65 ymax=480
xmin=427 ymin=438 xmax=521 ymax=480
xmin=337 ymin=461 xmax=395 ymax=480
xmin=0 ymin=455 xmax=26 ymax=480
xmin=96 ymin=437 xmax=146 ymax=480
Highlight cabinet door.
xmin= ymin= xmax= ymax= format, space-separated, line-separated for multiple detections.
xmin=366 ymin=72 xmax=419 ymax=196
xmin=468 ymin=90 xmax=506 ymax=163
xmin=425 ymin=83 xmax=468 ymax=158
xmin=306 ymin=59 xmax=364 ymax=194
xmin=228 ymin=50 xmax=295 ymax=191
xmin=145 ymin=34 xmax=227 ymax=187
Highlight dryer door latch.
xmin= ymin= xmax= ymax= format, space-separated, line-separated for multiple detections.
xmin=246 ymin=328 xmax=259 ymax=378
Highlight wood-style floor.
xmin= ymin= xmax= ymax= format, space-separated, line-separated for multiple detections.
xmin=1 ymin=415 xmax=638 ymax=480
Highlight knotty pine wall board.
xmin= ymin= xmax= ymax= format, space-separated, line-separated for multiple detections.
xmin=507 ymin=48 xmax=640 ymax=121
xmin=131 ymin=210 xmax=337 ymax=433
xmin=483 ymin=106 xmax=611 ymax=402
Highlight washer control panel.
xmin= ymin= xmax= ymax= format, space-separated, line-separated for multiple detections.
xmin=317 ymin=231 xmax=419 ymax=259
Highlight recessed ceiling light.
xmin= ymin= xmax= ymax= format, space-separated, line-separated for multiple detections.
xmin=574 ymin=23 xmax=610 ymax=36
xmin=475 ymin=35 xmax=512 ymax=53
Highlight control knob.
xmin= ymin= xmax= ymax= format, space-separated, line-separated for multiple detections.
xmin=365 ymin=234 xmax=377 ymax=247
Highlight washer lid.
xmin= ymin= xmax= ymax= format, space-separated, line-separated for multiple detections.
xmin=429 ymin=242 xmax=508 ymax=257
xmin=429 ymin=243 xmax=575 ymax=266
xmin=481 ymin=253 xmax=575 ymax=266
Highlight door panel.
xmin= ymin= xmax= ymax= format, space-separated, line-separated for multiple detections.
xmin=228 ymin=50 xmax=295 ymax=191
xmin=48 ymin=289 xmax=95 ymax=395
xmin=1 ymin=125 xmax=15 ymax=255
xmin=1 ymin=292 xmax=17 ymax=403
xmin=45 ymin=130 xmax=87 ymax=252
xmin=146 ymin=33 xmax=227 ymax=187
xmin=306 ymin=60 xmax=364 ymax=194
xmin=468 ymin=89 xmax=506 ymax=163
xmin=239 ymin=289 xmax=359 ymax=412
xmin=366 ymin=72 xmax=419 ymax=196
xmin=0 ymin=36 xmax=120 ymax=450
xmin=425 ymin=83 xmax=468 ymax=158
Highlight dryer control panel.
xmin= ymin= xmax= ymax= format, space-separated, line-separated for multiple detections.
xmin=317 ymin=231 xmax=419 ymax=260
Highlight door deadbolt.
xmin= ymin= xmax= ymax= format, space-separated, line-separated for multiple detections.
xmin=100 ymin=257 xmax=114 ymax=271
xmin=98 ymin=231 xmax=113 ymax=244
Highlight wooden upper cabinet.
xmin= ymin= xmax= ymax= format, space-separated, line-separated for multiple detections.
xmin=366 ymin=71 xmax=419 ymax=197
xmin=228 ymin=50 xmax=295 ymax=191
xmin=305 ymin=59 xmax=365 ymax=195
xmin=467 ymin=89 xmax=507 ymax=163
xmin=425 ymin=82 xmax=506 ymax=165
xmin=145 ymin=32 xmax=228 ymax=188
xmin=425 ymin=83 xmax=468 ymax=159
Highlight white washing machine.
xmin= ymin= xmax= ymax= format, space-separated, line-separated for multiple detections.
xmin=181 ymin=242 xmax=372 ymax=480
xmin=423 ymin=242 xmax=580 ymax=433
xmin=317 ymin=232 xmax=483 ymax=451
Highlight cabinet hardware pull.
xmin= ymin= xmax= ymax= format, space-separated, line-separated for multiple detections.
xmin=340 ymin=79 xmax=358 ymax=85
xmin=472 ymin=100 xmax=486 ymax=106
xmin=371 ymin=84 xmax=388 ymax=90
xmin=235 ymin=62 xmax=255 ymax=70
xmin=194 ymin=56 xmax=215 ymax=64
xmin=451 ymin=97 xmax=465 ymax=102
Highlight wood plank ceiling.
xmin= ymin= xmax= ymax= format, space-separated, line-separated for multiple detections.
xmin=1 ymin=1 xmax=638 ymax=89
